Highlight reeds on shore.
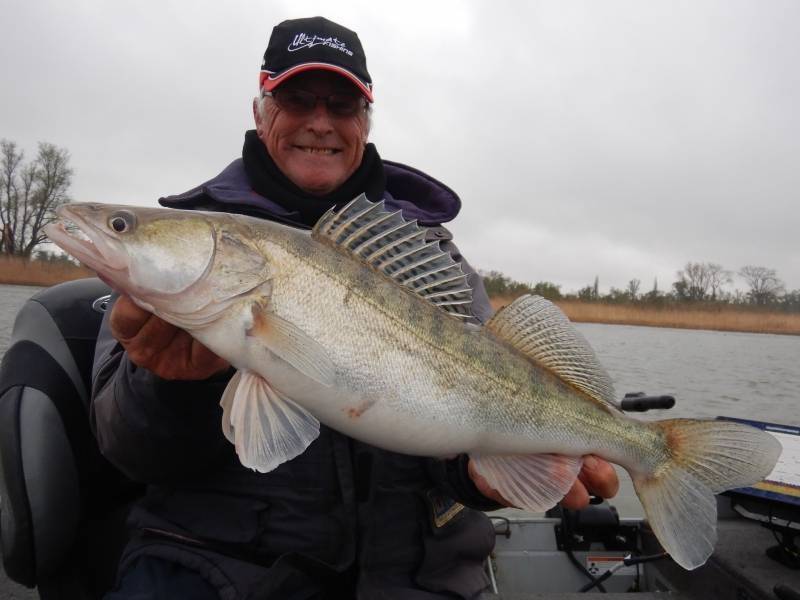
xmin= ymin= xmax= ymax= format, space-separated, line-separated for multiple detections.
xmin=1 ymin=258 xmax=797 ymax=336
xmin=491 ymin=296 xmax=800 ymax=336
xmin=0 ymin=256 xmax=95 ymax=287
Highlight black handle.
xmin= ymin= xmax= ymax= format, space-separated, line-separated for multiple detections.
xmin=620 ymin=392 xmax=675 ymax=412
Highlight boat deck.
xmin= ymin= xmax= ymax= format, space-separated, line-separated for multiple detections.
xmin=488 ymin=498 xmax=800 ymax=599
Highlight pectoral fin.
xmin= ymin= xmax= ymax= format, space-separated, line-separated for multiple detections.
xmin=470 ymin=453 xmax=583 ymax=512
xmin=220 ymin=369 xmax=320 ymax=473
xmin=247 ymin=305 xmax=335 ymax=387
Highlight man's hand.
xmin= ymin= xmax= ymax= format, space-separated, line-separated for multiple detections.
xmin=468 ymin=454 xmax=619 ymax=510
xmin=559 ymin=455 xmax=619 ymax=509
xmin=110 ymin=295 xmax=230 ymax=380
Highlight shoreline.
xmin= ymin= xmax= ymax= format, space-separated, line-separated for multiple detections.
xmin=0 ymin=256 xmax=94 ymax=288
xmin=1 ymin=259 xmax=797 ymax=336
xmin=492 ymin=297 xmax=800 ymax=337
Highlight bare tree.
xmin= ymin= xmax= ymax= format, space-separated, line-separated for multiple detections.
xmin=675 ymin=262 xmax=712 ymax=300
xmin=626 ymin=278 xmax=641 ymax=301
xmin=0 ymin=139 xmax=72 ymax=256
xmin=674 ymin=261 xmax=731 ymax=301
xmin=706 ymin=263 xmax=732 ymax=300
xmin=738 ymin=265 xmax=785 ymax=305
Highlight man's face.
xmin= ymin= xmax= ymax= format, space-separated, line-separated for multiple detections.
xmin=254 ymin=71 xmax=370 ymax=196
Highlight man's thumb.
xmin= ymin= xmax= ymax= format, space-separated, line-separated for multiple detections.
xmin=109 ymin=296 xmax=152 ymax=342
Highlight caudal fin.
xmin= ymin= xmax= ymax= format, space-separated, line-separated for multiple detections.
xmin=633 ymin=419 xmax=781 ymax=570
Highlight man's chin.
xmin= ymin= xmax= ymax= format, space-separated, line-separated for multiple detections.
xmin=291 ymin=171 xmax=347 ymax=197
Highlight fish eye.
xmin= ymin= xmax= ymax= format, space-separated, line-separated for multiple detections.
xmin=108 ymin=211 xmax=136 ymax=234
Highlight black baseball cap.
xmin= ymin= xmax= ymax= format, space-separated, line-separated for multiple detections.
xmin=260 ymin=16 xmax=373 ymax=102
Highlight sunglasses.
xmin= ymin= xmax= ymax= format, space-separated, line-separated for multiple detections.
xmin=263 ymin=88 xmax=367 ymax=118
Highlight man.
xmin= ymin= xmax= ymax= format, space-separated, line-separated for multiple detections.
xmin=94 ymin=16 xmax=618 ymax=600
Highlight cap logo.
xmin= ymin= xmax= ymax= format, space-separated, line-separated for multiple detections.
xmin=288 ymin=33 xmax=354 ymax=57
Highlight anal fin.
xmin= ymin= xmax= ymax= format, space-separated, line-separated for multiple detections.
xmin=471 ymin=453 xmax=583 ymax=512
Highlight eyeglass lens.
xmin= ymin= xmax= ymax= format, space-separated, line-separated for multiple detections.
xmin=274 ymin=88 xmax=364 ymax=118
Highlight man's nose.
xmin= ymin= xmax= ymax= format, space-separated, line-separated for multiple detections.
xmin=306 ymin=100 xmax=335 ymax=133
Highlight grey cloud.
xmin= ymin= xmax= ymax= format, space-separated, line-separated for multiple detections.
xmin=2 ymin=0 xmax=797 ymax=291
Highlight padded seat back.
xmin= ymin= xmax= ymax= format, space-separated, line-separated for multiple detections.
xmin=0 ymin=278 xmax=142 ymax=599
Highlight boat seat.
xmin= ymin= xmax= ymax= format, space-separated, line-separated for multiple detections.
xmin=0 ymin=278 xmax=143 ymax=599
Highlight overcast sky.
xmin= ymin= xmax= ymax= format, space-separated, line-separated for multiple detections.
xmin=2 ymin=0 xmax=798 ymax=293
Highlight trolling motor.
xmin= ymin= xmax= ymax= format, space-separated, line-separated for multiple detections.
xmin=620 ymin=391 xmax=675 ymax=412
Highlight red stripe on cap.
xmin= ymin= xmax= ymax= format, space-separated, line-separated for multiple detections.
xmin=259 ymin=63 xmax=373 ymax=102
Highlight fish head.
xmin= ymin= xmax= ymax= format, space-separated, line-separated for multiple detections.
xmin=45 ymin=203 xmax=269 ymax=324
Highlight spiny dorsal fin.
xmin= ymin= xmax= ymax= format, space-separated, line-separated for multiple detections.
xmin=486 ymin=295 xmax=618 ymax=407
xmin=312 ymin=194 xmax=473 ymax=319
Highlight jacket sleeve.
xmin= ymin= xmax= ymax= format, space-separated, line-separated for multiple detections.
xmin=90 ymin=295 xmax=235 ymax=484
xmin=424 ymin=235 xmax=504 ymax=510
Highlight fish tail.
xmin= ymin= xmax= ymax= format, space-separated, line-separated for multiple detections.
xmin=632 ymin=418 xmax=780 ymax=570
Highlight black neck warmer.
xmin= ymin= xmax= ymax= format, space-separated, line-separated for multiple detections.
xmin=242 ymin=129 xmax=386 ymax=227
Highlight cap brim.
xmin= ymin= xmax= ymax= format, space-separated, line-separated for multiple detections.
xmin=260 ymin=63 xmax=373 ymax=102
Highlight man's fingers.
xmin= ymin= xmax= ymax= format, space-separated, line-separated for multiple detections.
xmin=143 ymin=329 xmax=229 ymax=380
xmin=109 ymin=296 xmax=153 ymax=341
xmin=123 ymin=313 xmax=181 ymax=367
xmin=110 ymin=296 xmax=185 ymax=369
xmin=561 ymin=456 xmax=619 ymax=510
xmin=110 ymin=296 xmax=182 ymax=355
xmin=108 ymin=296 xmax=229 ymax=380
xmin=577 ymin=455 xmax=620 ymax=499
xmin=560 ymin=480 xmax=590 ymax=509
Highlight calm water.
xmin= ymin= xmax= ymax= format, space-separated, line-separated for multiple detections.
xmin=576 ymin=322 xmax=800 ymax=427
xmin=0 ymin=284 xmax=45 ymax=354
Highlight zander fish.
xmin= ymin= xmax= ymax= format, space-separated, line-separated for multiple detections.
xmin=45 ymin=196 xmax=781 ymax=570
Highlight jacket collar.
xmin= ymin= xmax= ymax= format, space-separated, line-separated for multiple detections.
xmin=159 ymin=158 xmax=461 ymax=227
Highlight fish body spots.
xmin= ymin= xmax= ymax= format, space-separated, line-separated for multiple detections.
xmin=345 ymin=398 xmax=377 ymax=419
xmin=247 ymin=303 xmax=271 ymax=338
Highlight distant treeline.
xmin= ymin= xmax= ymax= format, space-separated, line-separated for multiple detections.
xmin=481 ymin=261 xmax=800 ymax=313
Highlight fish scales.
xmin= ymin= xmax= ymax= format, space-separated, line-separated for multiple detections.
xmin=254 ymin=224 xmax=661 ymax=465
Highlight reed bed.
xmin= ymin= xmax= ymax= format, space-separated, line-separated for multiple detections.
xmin=491 ymin=296 xmax=800 ymax=336
xmin=0 ymin=256 xmax=95 ymax=287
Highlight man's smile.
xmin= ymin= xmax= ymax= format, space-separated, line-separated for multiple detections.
xmin=293 ymin=145 xmax=341 ymax=155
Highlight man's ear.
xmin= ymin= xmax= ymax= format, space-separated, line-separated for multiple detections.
xmin=253 ymin=97 xmax=267 ymax=137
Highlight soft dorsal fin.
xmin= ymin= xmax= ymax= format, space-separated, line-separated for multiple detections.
xmin=312 ymin=194 xmax=473 ymax=319
xmin=486 ymin=295 xmax=618 ymax=407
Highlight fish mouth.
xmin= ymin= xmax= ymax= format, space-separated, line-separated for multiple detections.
xmin=45 ymin=205 xmax=129 ymax=277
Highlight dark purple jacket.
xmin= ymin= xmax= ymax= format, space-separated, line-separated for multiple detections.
xmin=90 ymin=158 xmax=497 ymax=600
